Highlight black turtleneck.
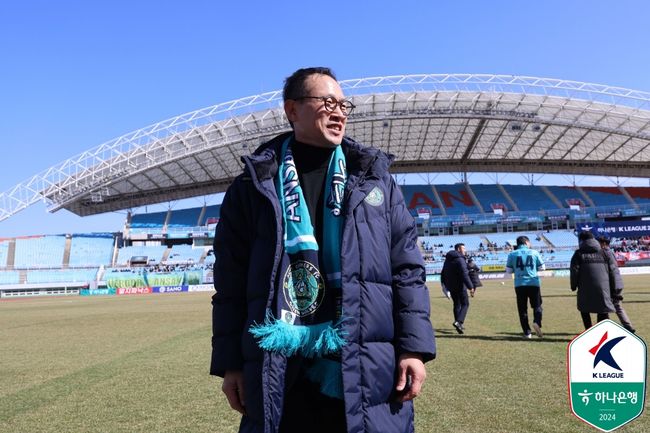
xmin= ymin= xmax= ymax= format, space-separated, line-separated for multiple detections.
xmin=291 ymin=139 xmax=335 ymax=244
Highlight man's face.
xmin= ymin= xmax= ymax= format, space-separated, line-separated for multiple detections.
xmin=458 ymin=245 xmax=466 ymax=256
xmin=284 ymin=74 xmax=347 ymax=148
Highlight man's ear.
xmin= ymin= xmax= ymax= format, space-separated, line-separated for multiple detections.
xmin=284 ymin=100 xmax=297 ymax=123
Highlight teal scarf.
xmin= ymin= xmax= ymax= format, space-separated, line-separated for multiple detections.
xmin=250 ymin=136 xmax=347 ymax=399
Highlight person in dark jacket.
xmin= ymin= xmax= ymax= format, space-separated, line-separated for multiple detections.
xmin=467 ymin=257 xmax=482 ymax=295
xmin=441 ymin=243 xmax=475 ymax=334
xmin=598 ymin=236 xmax=636 ymax=333
xmin=211 ymin=67 xmax=436 ymax=433
xmin=570 ymin=231 xmax=616 ymax=329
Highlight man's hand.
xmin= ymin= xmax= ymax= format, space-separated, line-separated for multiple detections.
xmin=469 ymin=288 xmax=476 ymax=297
xmin=395 ymin=353 xmax=427 ymax=402
xmin=222 ymin=370 xmax=246 ymax=415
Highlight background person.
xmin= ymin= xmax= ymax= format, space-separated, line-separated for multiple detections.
xmin=210 ymin=67 xmax=436 ymax=433
xmin=441 ymin=243 xmax=475 ymax=334
xmin=570 ymin=231 xmax=616 ymax=329
xmin=466 ymin=256 xmax=482 ymax=297
xmin=597 ymin=236 xmax=635 ymax=333
xmin=505 ymin=236 xmax=545 ymax=339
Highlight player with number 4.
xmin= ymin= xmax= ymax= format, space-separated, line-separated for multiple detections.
xmin=505 ymin=236 xmax=546 ymax=339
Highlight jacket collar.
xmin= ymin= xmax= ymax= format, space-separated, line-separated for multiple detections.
xmin=242 ymin=133 xmax=393 ymax=185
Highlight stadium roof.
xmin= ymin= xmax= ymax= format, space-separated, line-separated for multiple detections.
xmin=3 ymin=73 xmax=650 ymax=220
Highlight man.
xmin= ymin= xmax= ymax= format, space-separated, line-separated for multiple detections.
xmin=597 ymin=236 xmax=635 ymax=333
xmin=210 ymin=67 xmax=436 ymax=433
xmin=440 ymin=243 xmax=475 ymax=334
xmin=570 ymin=231 xmax=616 ymax=329
xmin=505 ymin=236 xmax=545 ymax=339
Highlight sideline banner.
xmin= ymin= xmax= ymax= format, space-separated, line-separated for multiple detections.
xmin=481 ymin=264 xmax=505 ymax=272
xmin=116 ymin=287 xmax=152 ymax=295
xmin=619 ymin=266 xmax=650 ymax=275
xmin=80 ymin=288 xmax=116 ymax=296
xmin=152 ymin=286 xmax=188 ymax=294
xmin=577 ymin=221 xmax=650 ymax=238
xmin=568 ymin=320 xmax=646 ymax=431
xmin=188 ymin=284 xmax=214 ymax=292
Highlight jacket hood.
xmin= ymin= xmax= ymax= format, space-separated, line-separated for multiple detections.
xmin=579 ymin=238 xmax=601 ymax=253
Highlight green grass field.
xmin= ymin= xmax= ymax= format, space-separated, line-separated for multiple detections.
xmin=1 ymin=276 xmax=648 ymax=433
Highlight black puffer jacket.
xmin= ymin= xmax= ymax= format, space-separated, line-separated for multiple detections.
xmin=570 ymin=238 xmax=616 ymax=313
xmin=440 ymin=250 xmax=473 ymax=292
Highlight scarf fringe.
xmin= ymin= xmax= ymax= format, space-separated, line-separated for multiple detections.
xmin=249 ymin=312 xmax=348 ymax=357
xmin=304 ymin=358 xmax=344 ymax=400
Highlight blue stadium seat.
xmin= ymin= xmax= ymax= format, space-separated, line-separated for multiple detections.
xmin=168 ymin=207 xmax=202 ymax=227
xmin=502 ymin=185 xmax=557 ymax=211
xmin=471 ymin=184 xmax=511 ymax=212
xmin=581 ymin=187 xmax=631 ymax=207
xmin=69 ymin=236 xmax=114 ymax=266
xmin=14 ymin=236 xmax=66 ymax=269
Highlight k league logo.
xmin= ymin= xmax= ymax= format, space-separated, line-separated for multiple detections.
xmin=568 ymin=320 xmax=646 ymax=432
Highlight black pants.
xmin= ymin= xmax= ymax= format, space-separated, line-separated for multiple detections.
xmin=515 ymin=285 xmax=542 ymax=335
xmin=581 ymin=312 xmax=609 ymax=329
xmin=450 ymin=287 xmax=470 ymax=324
xmin=279 ymin=377 xmax=346 ymax=433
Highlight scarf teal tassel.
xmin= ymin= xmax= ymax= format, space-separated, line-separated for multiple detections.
xmin=250 ymin=312 xmax=348 ymax=357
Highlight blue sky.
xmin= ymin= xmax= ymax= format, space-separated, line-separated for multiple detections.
xmin=1 ymin=0 xmax=650 ymax=237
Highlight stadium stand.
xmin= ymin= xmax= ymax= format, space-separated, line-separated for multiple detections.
xmin=434 ymin=184 xmax=481 ymax=215
xmin=202 ymin=205 xmax=221 ymax=225
xmin=543 ymin=230 xmax=578 ymax=248
xmin=420 ymin=234 xmax=485 ymax=252
xmin=0 ymin=271 xmax=20 ymax=285
xmin=0 ymin=241 xmax=9 ymax=267
xmin=580 ymin=187 xmax=631 ymax=207
xmin=166 ymin=244 xmax=205 ymax=264
xmin=400 ymin=185 xmax=443 ymax=216
xmin=168 ymin=207 xmax=202 ymax=227
xmin=130 ymin=210 xmax=167 ymax=227
xmin=501 ymin=185 xmax=559 ymax=212
xmin=484 ymin=232 xmax=547 ymax=249
xmin=116 ymin=245 xmax=168 ymax=266
xmin=14 ymin=236 xmax=66 ymax=269
xmin=26 ymin=269 xmax=98 ymax=284
xmin=546 ymin=185 xmax=586 ymax=209
xmin=68 ymin=235 xmax=114 ymax=266
xmin=470 ymin=184 xmax=511 ymax=213
xmin=624 ymin=187 xmax=650 ymax=205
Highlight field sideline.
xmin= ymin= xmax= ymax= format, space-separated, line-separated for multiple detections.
xmin=1 ymin=276 xmax=648 ymax=433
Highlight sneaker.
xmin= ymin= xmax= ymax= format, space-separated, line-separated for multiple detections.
xmin=532 ymin=323 xmax=543 ymax=338
xmin=453 ymin=321 xmax=464 ymax=334
xmin=523 ymin=333 xmax=532 ymax=339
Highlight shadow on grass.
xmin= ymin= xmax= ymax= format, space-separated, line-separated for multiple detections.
xmin=436 ymin=329 xmax=576 ymax=343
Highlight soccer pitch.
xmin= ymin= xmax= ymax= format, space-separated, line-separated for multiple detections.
xmin=1 ymin=276 xmax=648 ymax=433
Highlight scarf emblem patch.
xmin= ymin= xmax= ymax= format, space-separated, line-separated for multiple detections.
xmin=364 ymin=186 xmax=384 ymax=206
xmin=282 ymin=260 xmax=325 ymax=317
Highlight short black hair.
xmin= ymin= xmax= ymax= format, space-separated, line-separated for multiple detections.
xmin=516 ymin=236 xmax=529 ymax=246
xmin=283 ymin=67 xmax=337 ymax=101
xmin=578 ymin=230 xmax=594 ymax=242
xmin=454 ymin=243 xmax=465 ymax=251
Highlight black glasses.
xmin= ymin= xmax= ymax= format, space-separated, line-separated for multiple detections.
xmin=294 ymin=96 xmax=356 ymax=117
